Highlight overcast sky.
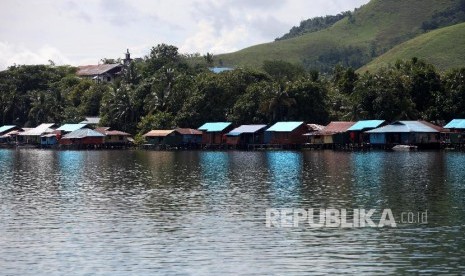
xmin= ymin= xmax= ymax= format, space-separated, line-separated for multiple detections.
xmin=0 ymin=0 xmax=369 ymax=70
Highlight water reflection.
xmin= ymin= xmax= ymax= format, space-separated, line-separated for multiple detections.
xmin=0 ymin=149 xmax=464 ymax=275
xmin=266 ymin=151 xmax=303 ymax=206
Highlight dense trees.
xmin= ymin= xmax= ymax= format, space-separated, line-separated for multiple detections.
xmin=1 ymin=45 xmax=465 ymax=134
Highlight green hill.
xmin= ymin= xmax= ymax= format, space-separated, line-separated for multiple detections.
xmin=215 ymin=0 xmax=462 ymax=72
xmin=359 ymin=22 xmax=465 ymax=72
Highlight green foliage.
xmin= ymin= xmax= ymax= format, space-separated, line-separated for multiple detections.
xmin=3 ymin=43 xmax=465 ymax=136
xmin=137 ymin=112 xmax=175 ymax=135
xmin=276 ymin=12 xmax=349 ymax=41
xmin=360 ymin=22 xmax=465 ymax=72
xmin=262 ymin=60 xmax=305 ymax=81
xmin=216 ymin=0 xmax=459 ymax=71
xmin=421 ymin=0 xmax=465 ymax=32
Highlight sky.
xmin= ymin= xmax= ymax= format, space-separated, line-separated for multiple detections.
xmin=0 ymin=0 xmax=369 ymax=70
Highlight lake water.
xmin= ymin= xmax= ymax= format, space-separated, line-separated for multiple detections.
xmin=0 ymin=149 xmax=464 ymax=275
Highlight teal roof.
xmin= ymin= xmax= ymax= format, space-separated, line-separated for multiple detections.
xmin=198 ymin=122 xmax=232 ymax=132
xmin=57 ymin=123 xmax=88 ymax=132
xmin=348 ymin=120 xmax=385 ymax=131
xmin=266 ymin=122 xmax=304 ymax=132
xmin=366 ymin=121 xmax=439 ymax=133
xmin=0 ymin=125 xmax=17 ymax=134
xmin=444 ymin=119 xmax=465 ymax=129
xmin=62 ymin=128 xmax=105 ymax=139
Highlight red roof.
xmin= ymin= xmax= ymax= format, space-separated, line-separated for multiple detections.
xmin=175 ymin=128 xmax=202 ymax=135
xmin=95 ymin=127 xmax=131 ymax=136
xmin=317 ymin=121 xmax=356 ymax=135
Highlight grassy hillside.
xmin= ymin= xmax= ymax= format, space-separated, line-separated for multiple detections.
xmin=215 ymin=0 xmax=459 ymax=71
xmin=359 ymin=22 xmax=465 ymax=72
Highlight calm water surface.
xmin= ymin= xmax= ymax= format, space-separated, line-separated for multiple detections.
xmin=0 ymin=149 xmax=464 ymax=275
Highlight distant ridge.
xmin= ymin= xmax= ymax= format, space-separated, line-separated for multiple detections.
xmin=214 ymin=0 xmax=463 ymax=72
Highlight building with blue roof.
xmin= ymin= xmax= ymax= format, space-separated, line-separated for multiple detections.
xmin=443 ymin=119 xmax=465 ymax=144
xmin=265 ymin=121 xmax=307 ymax=145
xmin=198 ymin=122 xmax=233 ymax=145
xmin=348 ymin=120 xmax=385 ymax=144
xmin=444 ymin=119 xmax=465 ymax=130
xmin=365 ymin=121 xmax=440 ymax=148
xmin=56 ymin=123 xmax=88 ymax=133
xmin=226 ymin=124 xmax=267 ymax=147
xmin=0 ymin=125 xmax=19 ymax=136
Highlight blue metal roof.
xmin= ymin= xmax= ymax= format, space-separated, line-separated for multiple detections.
xmin=209 ymin=67 xmax=233 ymax=73
xmin=198 ymin=122 xmax=232 ymax=132
xmin=348 ymin=120 xmax=385 ymax=131
xmin=266 ymin=122 xmax=304 ymax=132
xmin=0 ymin=125 xmax=17 ymax=134
xmin=57 ymin=124 xmax=88 ymax=132
xmin=366 ymin=121 xmax=439 ymax=133
xmin=62 ymin=128 xmax=105 ymax=139
xmin=444 ymin=119 xmax=465 ymax=129
xmin=227 ymin=125 xmax=267 ymax=136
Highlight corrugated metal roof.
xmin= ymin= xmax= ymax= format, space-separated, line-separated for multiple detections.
xmin=20 ymin=123 xmax=56 ymax=136
xmin=143 ymin=130 xmax=175 ymax=137
xmin=348 ymin=120 xmax=385 ymax=131
xmin=57 ymin=124 xmax=88 ymax=132
xmin=62 ymin=128 xmax=105 ymax=139
xmin=227 ymin=124 xmax=267 ymax=136
xmin=104 ymin=130 xmax=131 ymax=136
xmin=76 ymin=64 xmax=121 ymax=76
xmin=198 ymin=122 xmax=232 ymax=132
xmin=0 ymin=125 xmax=17 ymax=134
xmin=315 ymin=121 xmax=355 ymax=135
xmin=307 ymin=124 xmax=325 ymax=131
xmin=444 ymin=119 xmax=465 ymax=129
xmin=175 ymin=128 xmax=203 ymax=135
xmin=79 ymin=117 xmax=100 ymax=124
xmin=266 ymin=122 xmax=304 ymax=132
xmin=366 ymin=121 xmax=439 ymax=133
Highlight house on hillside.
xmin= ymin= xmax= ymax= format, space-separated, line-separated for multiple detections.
xmin=77 ymin=64 xmax=122 ymax=83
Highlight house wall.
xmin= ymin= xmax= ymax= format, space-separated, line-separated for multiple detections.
xmin=60 ymin=137 xmax=104 ymax=145
xmin=40 ymin=137 xmax=57 ymax=145
xmin=226 ymin=136 xmax=240 ymax=145
xmin=267 ymin=124 xmax=308 ymax=145
xmin=369 ymin=133 xmax=386 ymax=144
xmin=181 ymin=134 xmax=202 ymax=144
xmin=201 ymin=132 xmax=228 ymax=145
xmin=105 ymin=135 xmax=129 ymax=144
xmin=323 ymin=135 xmax=333 ymax=144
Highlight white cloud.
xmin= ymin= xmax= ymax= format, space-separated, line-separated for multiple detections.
xmin=0 ymin=0 xmax=370 ymax=69
xmin=0 ymin=42 xmax=70 ymax=70
xmin=181 ymin=20 xmax=249 ymax=54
